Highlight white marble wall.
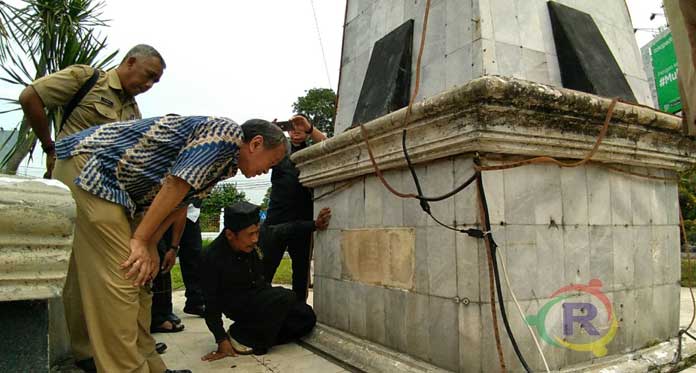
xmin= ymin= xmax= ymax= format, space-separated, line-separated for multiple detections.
xmin=312 ymin=156 xmax=680 ymax=372
xmin=335 ymin=0 xmax=653 ymax=133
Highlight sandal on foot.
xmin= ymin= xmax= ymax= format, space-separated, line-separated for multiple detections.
xmin=151 ymin=320 xmax=185 ymax=333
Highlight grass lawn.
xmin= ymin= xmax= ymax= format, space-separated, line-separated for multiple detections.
xmin=683 ymin=258 xmax=696 ymax=287
xmin=170 ymin=257 xmax=293 ymax=290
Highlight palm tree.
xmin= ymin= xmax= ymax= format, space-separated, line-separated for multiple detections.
xmin=0 ymin=0 xmax=117 ymax=174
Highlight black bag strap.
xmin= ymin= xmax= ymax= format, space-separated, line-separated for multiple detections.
xmin=58 ymin=68 xmax=100 ymax=134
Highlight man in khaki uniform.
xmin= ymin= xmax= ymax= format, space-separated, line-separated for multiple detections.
xmin=19 ymin=44 xmax=170 ymax=372
xmin=664 ymin=0 xmax=696 ymax=135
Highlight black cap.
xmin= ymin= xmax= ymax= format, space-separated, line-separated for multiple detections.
xmin=223 ymin=201 xmax=260 ymax=232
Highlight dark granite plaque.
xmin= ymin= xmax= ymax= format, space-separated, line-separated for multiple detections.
xmin=548 ymin=2 xmax=637 ymax=102
xmin=351 ymin=19 xmax=414 ymax=128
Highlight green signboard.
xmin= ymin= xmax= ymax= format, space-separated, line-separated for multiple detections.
xmin=651 ymin=32 xmax=682 ymax=113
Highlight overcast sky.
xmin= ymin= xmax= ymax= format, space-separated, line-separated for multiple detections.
xmin=0 ymin=0 xmax=667 ymax=203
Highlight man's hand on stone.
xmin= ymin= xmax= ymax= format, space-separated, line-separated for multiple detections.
xmin=315 ymin=207 xmax=332 ymax=231
xmin=161 ymin=248 xmax=177 ymax=273
xmin=201 ymin=339 xmax=237 ymax=361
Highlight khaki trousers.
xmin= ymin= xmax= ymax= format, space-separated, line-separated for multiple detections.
xmin=54 ymin=154 xmax=166 ymax=373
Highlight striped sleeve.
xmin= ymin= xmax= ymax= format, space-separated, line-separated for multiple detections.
xmin=170 ymin=118 xmax=242 ymax=190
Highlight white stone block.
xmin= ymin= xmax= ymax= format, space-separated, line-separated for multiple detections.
xmin=456 ymin=230 xmax=480 ymax=302
xmin=445 ymin=44 xmax=474 ymax=89
xmin=425 ymin=158 xmax=455 ymax=227
xmin=590 ymin=226 xmax=614 ymax=287
xmin=546 ymin=53 xmax=562 ymax=87
xmin=612 ymin=226 xmax=635 ymax=291
xmin=405 ymin=292 xmax=431 ymax=361
xmin=380 ymin=169 xmax=404 ymax=227
xmin=609 ymin=166 xmax=633 ymax=226
xmin=632 ymin=227 xmax=654 ymax=289
xmin=535 ymin=225 xmax=564 ymax=297
xmin=523 ymin=47 xmax=550 ymax=84
xmin=587 ymin=165 xmax=611 ymax=225
xmin=458 ymin=303 xmax=481 ymax=372
xmin=453 ymin=156 xmax=478 ymax=226
xmin=499 ymin=225 xmax=537 ymax=301
xmin=481 ymin=38 xmax=499 ymax=76
xmin=364 ymin=176 xmax=383 ymax=227
xmin=517 ymin=0 xmax=547 ymax=53
xmin=630 ymin=166 xmax=652 ymax=226
xmin=563 ymin=225 xmax=590 ymax=285
xmin=445 ymin=0 xmax=474 ymax=54
xmin=347 ymin=281 xmax=368 ymax=338
xmin=384 ymin=0 xmax=406 ymax=35
xmin=625 ymin=74 xmax=655 ymax=107
xmin=426 ymin=225 xmax=457 ymax=298
xmin=473 ymin=0 xmax=494 ymax=40
xmin=490 ymin=0 xmax=520 ymax=46
xmin=494 ymin=41 xmax=524 ymax=79
xmin=428 ymin=296 xmax=459 ymax=371
xmin=560 ymin=166 xmax=588 ymax=225
xmin=417 ymin=59 xmax=447 ymax=101
xmin=414 ymin=227 xmax=430 ymax=293
xmin=481 ymin=168 xmax=505 ymax=225
xmin=504 ymin=164 xmax=562 ymax=225
xmin=403 ymin=165 xmax=429 ymax=227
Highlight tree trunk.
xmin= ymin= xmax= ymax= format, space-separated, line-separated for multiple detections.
xmin=1 ymin=119 xmax=36 ymax=175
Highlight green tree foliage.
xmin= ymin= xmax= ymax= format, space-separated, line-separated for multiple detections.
xmin=260 ymin=186 xmax=272 ymax=211
xmin=292 ymin=87 xmax=336 ymax=138
xmin=199 ymin=183 xmax=248 ymax=231
xmin=0 ymin=0 xmax=118 ymax=173
xmin=680 ymin=168 xmax=696 ymax=245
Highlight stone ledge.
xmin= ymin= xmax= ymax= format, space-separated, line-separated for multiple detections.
xmin=0 ymin=176 xmax=75 ymax=301
xmin=302 ymin=323 xmax=451 ymax=373
xmin=292 ymin=76 xmax=696 ymax=188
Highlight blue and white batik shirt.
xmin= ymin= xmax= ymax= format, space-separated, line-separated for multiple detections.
xmin=56 ymin=115 xmax=242 ymax=216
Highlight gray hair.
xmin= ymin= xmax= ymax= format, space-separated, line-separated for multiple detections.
xmin=241 ymin=119 xmax=287 ymax=149
xmin=121 ymin=44 xmax=166 ymax=68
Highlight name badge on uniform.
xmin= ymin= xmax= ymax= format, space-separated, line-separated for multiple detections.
xmin=100 ymin=96 xmax=114 ymax=107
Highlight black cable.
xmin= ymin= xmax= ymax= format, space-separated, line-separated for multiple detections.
xmin=401 ymin=124 xmax=532 ymax=371
xmin=400 ymin=128 xmax=478 ymax=202
xmin=476 ymin=169 xmax=532 ymax=373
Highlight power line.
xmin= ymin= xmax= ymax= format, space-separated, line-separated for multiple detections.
xmin=309 ymin=0 xmax=332 ymax=88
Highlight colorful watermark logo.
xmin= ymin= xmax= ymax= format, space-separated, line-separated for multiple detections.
xmin=525 ymin=279 xmax=618 ymax=357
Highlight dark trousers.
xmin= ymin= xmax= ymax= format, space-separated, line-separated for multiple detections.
xmin=227 ymin=287 xmax=316 ymax=350
xmin=178 ymin=219 xmax=205 ymax=307
xmin=261 ymin=224 xmax=312 ymax=302
xmin=151 ymin=244 xmax=172 ymax=327
xmin=151 ymin=219 xmax=205 ymax=326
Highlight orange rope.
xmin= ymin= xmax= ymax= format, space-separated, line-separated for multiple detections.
xmin=475 ymin=98 xmax=618 ymax=172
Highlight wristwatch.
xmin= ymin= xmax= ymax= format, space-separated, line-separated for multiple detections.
xmin=169 ymin=245 xmax=180 ymax=253
xmin=42 ymin=141 xmax=55 ymax=154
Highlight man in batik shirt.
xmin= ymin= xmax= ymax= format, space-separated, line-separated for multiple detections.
xmin=53 ymin=115 xmax=286 ymax=373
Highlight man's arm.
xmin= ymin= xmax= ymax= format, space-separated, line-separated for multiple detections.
xmin=264 ymin=207 xmax=332 ymax=243
xmin=19 ymin=86 xmax=52 ymax=152
xmin=122 ymin=175 xmax=191 ymax=286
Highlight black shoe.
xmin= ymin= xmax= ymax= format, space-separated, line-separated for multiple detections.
xmin=164 ymin=370 xmax=192 ymax=373
xmin=253 ymin=347 xmax=268 ymax=356
xmin=156 ymin=342 xmax=168 ymax=354
xmin=183 ymin=304 xmax=205 ymax=317
xmin=75 ymin=358 xmax=96 ymax=373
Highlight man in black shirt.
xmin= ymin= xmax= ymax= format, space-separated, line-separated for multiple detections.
xmin=200 ymin=201 xmax=328 ymax=361
xmin=263 ymin=115 xmax=327 ymax=302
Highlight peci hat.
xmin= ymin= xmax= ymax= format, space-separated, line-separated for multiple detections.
xmin=223 ymin=201 xmax=260 ymax=232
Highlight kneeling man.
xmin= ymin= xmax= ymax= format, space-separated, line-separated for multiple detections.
xmin=201 ymin=201 xmax=318 ymax=361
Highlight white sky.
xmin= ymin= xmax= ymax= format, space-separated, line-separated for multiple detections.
xmin=0 ymin=0 xmax=667 ymax=203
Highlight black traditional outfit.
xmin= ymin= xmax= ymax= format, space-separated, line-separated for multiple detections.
xmin=201 ymin=202 xmax=316 ymax=353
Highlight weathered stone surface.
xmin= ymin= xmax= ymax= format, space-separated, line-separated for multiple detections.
xmin=293 ymin=76 xmax=694 ymax=188
xmin=0 ymin=176 xmax=75 ymax=301
xmin=340 ymin=228 xmax=415 ymax=290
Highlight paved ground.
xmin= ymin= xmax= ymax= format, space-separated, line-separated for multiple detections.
xmin=157 ymin=289 xmax=349 ymax=373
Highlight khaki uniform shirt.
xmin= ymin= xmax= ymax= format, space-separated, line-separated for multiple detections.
xmin=31 ymin=64 xmax=141 ymax=139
